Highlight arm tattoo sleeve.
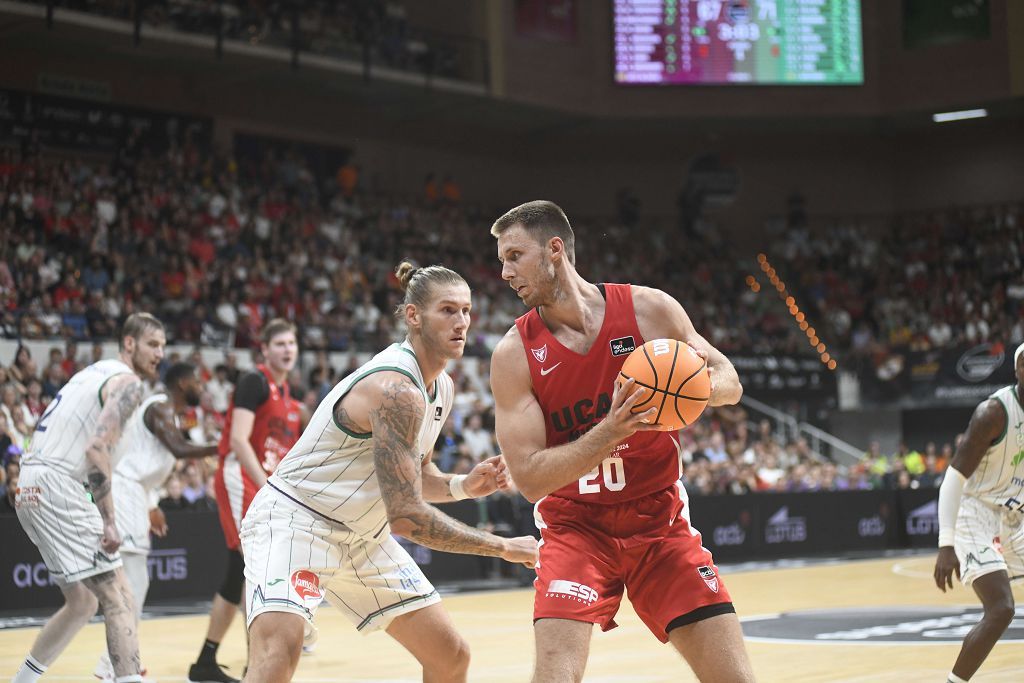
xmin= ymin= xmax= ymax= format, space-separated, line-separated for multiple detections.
xmin=372 ymin=380 xmax=504 ymax=557
xmin=88 ymin=470 xmax=111 ymax=501
xmin=86 ymin=378 xmax=144 ymax=504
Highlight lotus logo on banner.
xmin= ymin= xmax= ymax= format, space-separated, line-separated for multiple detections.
xmin=956 ymin=343 xmax=1004 ymax=382
xmin=906 ymin=500 xmax=939 ymax=536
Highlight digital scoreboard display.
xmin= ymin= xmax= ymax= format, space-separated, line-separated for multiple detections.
xmin=614 ymin=0 xmax=863 ymax=85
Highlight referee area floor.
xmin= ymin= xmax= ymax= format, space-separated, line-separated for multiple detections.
xmin=2 ymin=551 xmax=1022 ymax=682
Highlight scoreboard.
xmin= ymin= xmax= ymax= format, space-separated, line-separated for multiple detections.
xmin=614 ymin=0 xmax=863 ymax=85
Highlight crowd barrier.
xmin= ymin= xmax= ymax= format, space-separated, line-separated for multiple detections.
xmin=1 ymin=492 xmax=940 ymax=612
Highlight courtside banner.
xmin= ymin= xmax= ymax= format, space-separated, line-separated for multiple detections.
xmin=0 ymin=510 xmax=227 ymax=611
xmin=691 ymin=490 xmax=898 ymax=558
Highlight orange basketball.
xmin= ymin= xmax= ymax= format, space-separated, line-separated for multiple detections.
xmin=617 ymin=339 xmax=710 ymax=430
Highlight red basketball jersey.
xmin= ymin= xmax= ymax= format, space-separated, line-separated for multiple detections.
xmin=514 ymin=283 xmax=682 ymax=504
xmin=218 ymin=364 xmax=301 ymax=476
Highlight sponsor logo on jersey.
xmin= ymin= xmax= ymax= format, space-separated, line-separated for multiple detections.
xmin=697 ymin=565 xmax=719 ymax=593
xmin=434 ymin=405 xmax=443 ymax=421
xmin=532 ymin=345 xmax=548 ymax=364
xmin=956 ymin=343 xmax=1004 ymax=382
xmin=291 ymin=570 xmax=322 ymax=601
xmin=545 ymin=579 xmax=598 ymax=604
xmin=742 ymin=606 xmax=1024 ymax=643
xmin=765 ymin=506 xmax=807 ymax=544
xmin=609 ymin=336 xmax=636 ymax=357
xmin=906 ymin=500 xmax=939 ymax=536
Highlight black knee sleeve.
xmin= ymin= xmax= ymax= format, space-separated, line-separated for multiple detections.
xmin=217 ymin=549 xmax=244 ymax=605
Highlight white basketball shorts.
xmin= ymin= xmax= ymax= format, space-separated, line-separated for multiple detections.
xmin=954 ymin=495 xmax=1024 ymax=587
xmin=240 ymin=486 xmax=440 ymax=640
xmin=15 ymin=465 xmax=122 ymax=585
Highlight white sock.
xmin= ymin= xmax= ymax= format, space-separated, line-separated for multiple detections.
xmin=12 ymin=655 xmax=47 ymax=683
xmin=948 ymin=674 xmax=969 ymax=683
xmin=114 ymin=676 xmax=142 ymax=683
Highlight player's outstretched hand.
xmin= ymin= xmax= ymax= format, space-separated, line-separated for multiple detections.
xmin=502 ymin=535 xmax=540 ymax=568
xmin=603 ymin=377 xmax=659 ymax=442
xmin=464 ymin=455 xmax=510 ymax=497
xmin=933 ymin=546 xmax=960 ymax=592
xmin=101 ymin=521 xmax=122 ymax=554
xmin=149 ymin=506 xmax=168 ymax=537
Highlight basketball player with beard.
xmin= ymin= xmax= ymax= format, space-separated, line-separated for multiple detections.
xmin=241 ymin=262 xmax=537 ymax=683
xmin=12 ymin=313 xmax=165 ymax=683
xmin=489 ymin=201 xmax=756 ymax=682
xmin=94 ymin=361 xmax=219 ymax=681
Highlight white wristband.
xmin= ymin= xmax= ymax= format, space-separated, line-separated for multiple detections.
xmin=449 ymin=474 xmax=471 ymax=501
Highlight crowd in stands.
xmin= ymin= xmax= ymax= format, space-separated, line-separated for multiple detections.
xmin=0 ymin=336 xmax=956 ymax=520
xmin=3 ymin=136 xmax=1021 ymax=368
xmin=1 ymin=90 xmax=1020 ymax=513
xmin=770 ymin=206 xmax=1024 ymax=378
xmin=36 ymin=0 xmax=468 ymax=80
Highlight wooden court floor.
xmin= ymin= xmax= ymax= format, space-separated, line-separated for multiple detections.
xmin=2 ymin=556 xmax=1021 ymax=682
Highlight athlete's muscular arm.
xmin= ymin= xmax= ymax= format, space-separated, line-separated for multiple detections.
xmin=491 ymin=327 xmax=657 ymax=503
xmin=347 ymin=372 xmax=535 ymax=565
xmin=934 ymin=398 xmax=1005 ymax=591
xmin=87 ymin=374 xmax=144 ymax=552
xmin=633 ymin=286 xmax=742 ymax=406
xmin=143 ymin=401 xmax=218 ymax=460
xmin=946 ymin=399 xmax=1005 ymax=479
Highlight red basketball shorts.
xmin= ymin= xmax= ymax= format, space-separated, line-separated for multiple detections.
xmin=214 ymin=453 xmax=259 ymax=551
xmin=533 ymin=484 xmax=733 ymax=642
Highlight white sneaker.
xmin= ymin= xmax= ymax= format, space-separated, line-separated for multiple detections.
xmin=93 ymin=654 xmax=114 ymax=682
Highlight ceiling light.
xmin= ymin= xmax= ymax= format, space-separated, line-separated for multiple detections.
xmin=932 ymin=108 xmax=987 ymax=123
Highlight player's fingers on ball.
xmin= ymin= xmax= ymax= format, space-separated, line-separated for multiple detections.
xmin=615 ymin=377 xmax=635 ymax=398
xmin=636 ymin=407 xmax=658 ymax=423
xmin=622 ymin=386 xmax=647 ymax=408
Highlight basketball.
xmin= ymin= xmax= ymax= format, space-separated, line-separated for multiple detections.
xmin=618 ymin=339 xmax=710 ymax=430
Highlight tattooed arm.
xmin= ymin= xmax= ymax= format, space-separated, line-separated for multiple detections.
xmin=337 ymin=372 xmax=536 ymax=565
xmin=143 ymin=400 xmax=218 ymax=459
xmin=88 ymin=374 xmax=144 ymax=553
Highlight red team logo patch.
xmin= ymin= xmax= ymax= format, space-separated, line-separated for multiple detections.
xmin=697 ymin=565 xmax=719 ymax=593
xmin=290 ymin=570 xmax=321 ymax=601
xmin=532 ymin=344 xmax=548 ymax=363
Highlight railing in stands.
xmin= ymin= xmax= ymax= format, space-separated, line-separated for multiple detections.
xmin=740 ymin=394 xmax=863 ymax=466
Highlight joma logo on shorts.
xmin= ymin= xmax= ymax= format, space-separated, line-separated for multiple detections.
xmin=546 ymin=580 xmax=598 ymax=604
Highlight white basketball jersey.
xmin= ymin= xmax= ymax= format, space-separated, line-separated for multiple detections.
xmin=270 ymin=341 xmax=454 ymax=538
xmin=964 ymin=385 xmax=1024 ymax=510
xmin=24 ymin=359 xmax=135 ymax=482
xmin=114 ymin=393 xmax=176 ymax=492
